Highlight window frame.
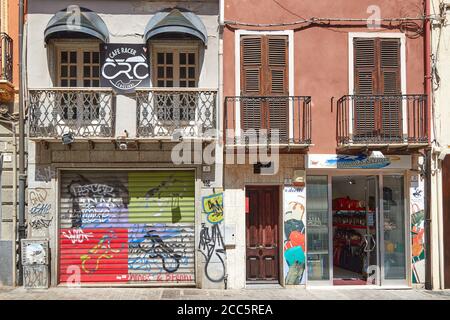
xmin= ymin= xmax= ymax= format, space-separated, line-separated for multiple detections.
xmin=149 ymin=40 xmax=200 ymax=88
xmin=52 ymin=39 xmax=101 ymax=88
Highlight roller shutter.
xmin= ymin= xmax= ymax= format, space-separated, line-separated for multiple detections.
xmin=59 ymin=170 xmax=196 ymax=285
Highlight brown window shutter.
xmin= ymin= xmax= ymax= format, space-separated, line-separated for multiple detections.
xmin=267 ymin=36 xmax=288 ymax=95
xmin=241 ymin=36 xmax=263 ymax=136
xmin=380 ymin=39 xmax=402 ymax=140
xmin=240 ymin=35 xmax=289 ymax=141
xmin=380 ymin=39 xmax=401 ymax=94
xmin=266 ymin=36 xmax=289 ymax=141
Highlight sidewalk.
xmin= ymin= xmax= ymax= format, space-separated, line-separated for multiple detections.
xmin=1 ymin=286 xmax=450 ymax=300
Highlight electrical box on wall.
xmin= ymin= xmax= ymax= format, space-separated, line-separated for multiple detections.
xmin=21 ymin=239 xmax=49 ymax=265
xmin=224 ymin=224 xmax=236 ymax=247
xmin=292 ymin=170 xmax=306 ymax=187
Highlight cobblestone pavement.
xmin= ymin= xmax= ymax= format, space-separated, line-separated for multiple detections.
xmin=0 ymin=286 xmax=450 ymax=300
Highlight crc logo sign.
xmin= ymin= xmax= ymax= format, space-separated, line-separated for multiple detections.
xmin=100 ymin=44 xmax=150 ymax=93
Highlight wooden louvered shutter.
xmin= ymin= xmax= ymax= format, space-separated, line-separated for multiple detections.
xmin=267 ymin=36 xmax=289 ymax=141
xmin=240 ymin=35 xmax=289 ymax=141
xmin=354 ymin=38 xmax=377 ymax=141
xmin=380 ymin=39 xmax=402 ymax=141
xmin=241 ymin=36 xmax=263 ymax=137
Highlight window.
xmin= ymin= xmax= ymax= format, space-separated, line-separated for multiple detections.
xmin=353 ymin=37 xmax=402 ymax=142
xmin=240 ymin=35 xmax=289 ymax=141
xmin=152 ymin=43 xmax=199 ymax=122
xmin=55 ymin=42 xmax=101 ymax=121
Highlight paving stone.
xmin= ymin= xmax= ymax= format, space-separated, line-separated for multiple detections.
xmin=0 ymin=286 xmax=449 ymax=300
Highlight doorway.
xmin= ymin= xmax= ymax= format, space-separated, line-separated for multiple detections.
xmin=330 ymin=175 xmax=407 ymax=286
xmin=245 ymin=186 xmax=280 ymax=283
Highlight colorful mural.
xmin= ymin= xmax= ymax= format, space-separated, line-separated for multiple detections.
xmin=58 ymin=171 xmax=196 ymax=284
xmin=283 ymin=186 xmax=307 ymax=285
xmin=410 ymin=175 xmax=425 ymax=284
xmin=199 ymin=193 xmax=226 ymax=284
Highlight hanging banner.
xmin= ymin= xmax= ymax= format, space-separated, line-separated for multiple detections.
xmin=100 ymin=44 xmax=150 ymax=93
xmin=307 ymin=154 xmax=412 ymax=169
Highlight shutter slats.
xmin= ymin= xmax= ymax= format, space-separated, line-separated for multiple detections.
xmin=242 ymin=37 xmax=262 ymax=65
xmin=269 ymin=99 xmax=288 ymax=140
xmin=268 ymin=38 xmax=286 ymax=66
xmin=271 ymin=69 xmax=285 ymax=93
xmin=355 ymin=39 xmax=375 ymax=68
xmin=381 ymin=40 xmax=400 ymax=68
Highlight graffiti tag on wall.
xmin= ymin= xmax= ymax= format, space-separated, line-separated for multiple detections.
xmin=29 ymin=188 xmax=53 ymax=234
xmin=198 ymin=193 xmax=226 ymax=283
xmin=283 ymin=187 xmax=306 ymax=285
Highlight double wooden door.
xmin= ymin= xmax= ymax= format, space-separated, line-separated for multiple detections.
xmin=245 ymin=186 xmax=280 ymax=283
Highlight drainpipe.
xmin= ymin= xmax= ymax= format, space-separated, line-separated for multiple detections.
xmin=0 ymin=119 xmax=17 ymax=286
xmin=17 ymin=0 xmax=25 ymax=286
xmin=218 ymin=0 xmax=228 ymax=290
xmin=424 ymin=0 xmax=433 ymax=291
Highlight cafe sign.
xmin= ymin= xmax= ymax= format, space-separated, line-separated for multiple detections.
xmin=100 ymin=44 xmax=150 ymax=93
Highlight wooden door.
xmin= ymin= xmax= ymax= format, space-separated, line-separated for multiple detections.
xmin=443 ymin=156 xmax=450 ymax=288
xmin=246 ymin=186 xmax=280 ymax=283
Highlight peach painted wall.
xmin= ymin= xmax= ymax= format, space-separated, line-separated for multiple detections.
xmin=223 ymin=0 xmax=425 ymax=154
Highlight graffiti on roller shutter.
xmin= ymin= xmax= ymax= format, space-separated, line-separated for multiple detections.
xmin=60 ymin=228 xmax=128 ymax=283
xmin=59 ymin=171 xmax=195 ymax=284
xmin=127 ymin=224 xmax=194 ymax=282
xmin=67 ymin=174 xmax=130 ymax=228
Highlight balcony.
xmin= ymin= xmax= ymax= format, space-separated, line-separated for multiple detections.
xmin=0 ymin=32 xmax=13 ymax=101
xmin=136 ymin=88 xmax=217 ymax=140
xmin=337 ymin=94 xmax=428 ymax=150
xmin=224 ymin=96 xmax=312 ymax=149
xmin=28 ymin=88 xmax=115 ymax=139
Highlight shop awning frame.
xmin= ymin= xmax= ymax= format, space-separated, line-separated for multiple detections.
xmin=144 ymin=8 xmax=208 ymax=45
xmin=44 ymin=6 xmax=109 ymax=43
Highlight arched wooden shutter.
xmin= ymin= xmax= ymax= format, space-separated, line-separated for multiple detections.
xmin=354 ymin=38 xmax=376 ymax=141
xmin=380 ymin=39 xmax=402 ymax=141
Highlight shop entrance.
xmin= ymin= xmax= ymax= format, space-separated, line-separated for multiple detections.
xmin=332 ymin=176 xmax=379 ymax=285
xmin=330 ymin=175 xmax=407 ymax=286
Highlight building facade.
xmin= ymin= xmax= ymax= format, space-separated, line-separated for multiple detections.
xmin=1 ymin=0 xmax=442 ymax=291
xmin=222 ymin=0 xmax=430 ymax=289
xmin=25 ymin=0 xmax=224 ymax=288
xmin=430 ymin=0 xmax=450 ymax=290
xmin=0 ymin=0 xmax=21 ymax=287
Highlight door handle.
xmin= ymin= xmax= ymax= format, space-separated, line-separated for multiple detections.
xmin=369 ymin=235 xmax=376 ymax=251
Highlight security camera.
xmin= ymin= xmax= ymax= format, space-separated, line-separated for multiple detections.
xmin=118 ymin=142 xmax=128 ymax=151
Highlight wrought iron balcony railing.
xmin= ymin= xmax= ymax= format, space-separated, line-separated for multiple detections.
xmin=337 ymin=94 xmax=428 ymax=146
xmin=0 ymin=32 xmax=13 ymax=82
xmin=136 ymin=88 xmax=217 ymax=139
xmin=224 ymin=96 xmax=312 ymax=146
xmin=28 ymin=88 xmax=115 ymax=138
